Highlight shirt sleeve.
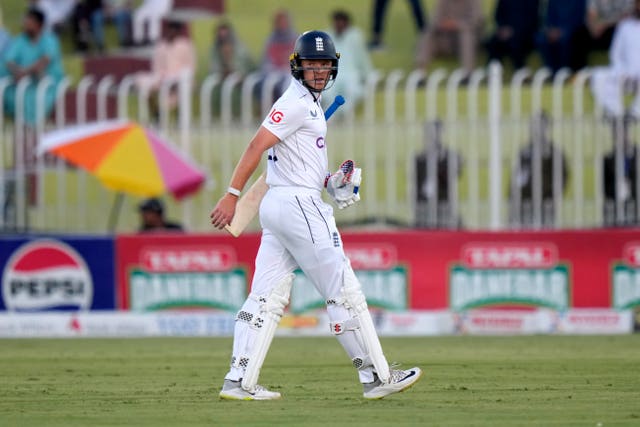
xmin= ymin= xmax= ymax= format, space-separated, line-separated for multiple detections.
xmin=260 ymin=96 xmax=306 ymax=141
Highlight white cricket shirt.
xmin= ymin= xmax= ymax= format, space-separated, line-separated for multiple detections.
xmin=261 ymin=78 xmax=328 ymax=191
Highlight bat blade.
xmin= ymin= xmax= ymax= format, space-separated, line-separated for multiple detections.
xmin=224 ymin=174 xmax=268 ymax=237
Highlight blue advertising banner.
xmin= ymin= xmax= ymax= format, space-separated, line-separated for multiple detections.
xmin=0 ymin=236 xmax=115 ymax=311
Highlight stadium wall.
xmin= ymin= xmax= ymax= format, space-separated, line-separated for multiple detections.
xmin=1 ymin=231 xmax=639 ymax=336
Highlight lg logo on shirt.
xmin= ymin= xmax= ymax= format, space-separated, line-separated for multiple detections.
xmin=269 ymin=109 xmax=284 ymax=123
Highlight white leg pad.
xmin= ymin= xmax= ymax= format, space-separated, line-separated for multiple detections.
xmin=241 ymin=273 xmax=294 ymax=393
xmin=342 ymin=260 xmax=391 ymax=384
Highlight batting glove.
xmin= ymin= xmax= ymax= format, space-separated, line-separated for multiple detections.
xmin=325 ymin=160 xmax=362 ymax=209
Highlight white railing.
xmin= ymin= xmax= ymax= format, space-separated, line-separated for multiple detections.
xmin=1 ymin=64 xmax=638 ymax=234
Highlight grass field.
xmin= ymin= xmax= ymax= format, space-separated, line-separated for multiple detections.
xmin=1 ymin=336 xmax=639 ymax=426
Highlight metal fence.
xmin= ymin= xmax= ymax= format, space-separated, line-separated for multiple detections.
xmin=1 ymin=63 xmax=638 ymax=234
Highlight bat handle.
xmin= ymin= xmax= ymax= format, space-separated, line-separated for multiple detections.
xmin=325 ymin=95 xmax=345 ymax=121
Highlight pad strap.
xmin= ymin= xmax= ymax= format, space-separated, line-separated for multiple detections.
xmin=329 ymin=317 xmax=360 ymax=335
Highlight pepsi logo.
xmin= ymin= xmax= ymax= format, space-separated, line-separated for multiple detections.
xmin=2 ymin=240 xmax=93 ymax=311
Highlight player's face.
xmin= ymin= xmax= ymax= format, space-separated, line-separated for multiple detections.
xmin=300 ymin=59 xmax=332 ymax=91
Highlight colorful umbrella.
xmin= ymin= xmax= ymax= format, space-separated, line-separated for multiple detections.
xmin=39 ymin=119 xmax=206 ymax=198
xmin=39 ymin=120 xmax=207 ymax=230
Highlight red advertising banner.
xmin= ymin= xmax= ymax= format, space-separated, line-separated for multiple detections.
xmin=116 ymin=229 xmax=640 ymax=312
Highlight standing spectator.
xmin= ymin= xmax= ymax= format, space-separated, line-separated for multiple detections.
xmin=369 ymin=0 xmax=427 ymax=50
xmin=135 ymin=19 xmax=196 ymax=117
xmin=0 ymin=7 xmax=65 ymax=124
xmin=603 ymin=114 xmax=638 ymax=225
xmin=414 ymin=119 xmax=463 ymax=228
xmin=132 ymin=0 xmax=173 ymax=46
xmin=71 ymin=0 xmax=105 ymax=53
xmin=536 ymin=0 xmax=587 ymax=74
xmin=324 ymin=10 xmax=372 ymax=114
xmin=591 ymin=0 xmax=640 ymax=118
xmin=210 ymin=20 xmax=254 ymax=78
xmin=573 ymin=0 xmax=633 ymax=70
xmin=486 ymin=0 xmax=540 ymax=71
xmin=509 ymin=112 xmax=569 ymax=228
xmin=257 ymin=9 xmax=298 ymax=101
xmin=415 ymin=0 xmax=484 ymax=75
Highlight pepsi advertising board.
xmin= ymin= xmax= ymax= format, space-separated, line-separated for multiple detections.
xmin=0 ymin=237 xmax=115 ymax=311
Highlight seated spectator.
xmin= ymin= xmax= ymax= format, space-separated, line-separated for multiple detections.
xmin=210 ymin=20 xmax=254 ymax=78
xmin=591 ymin=0 xmax=640 ymax=118
xmin=323 ymin=9 xmax=373 ymax=114
xmin=135 ymin=19 xmax=195 ymax=117
xmin=414 ymin=119 xmax=463 ymax=228
xmin=603 ymin=114 xmax=638 ymax=225
xmin=257 ymin=9 xmax=298 ymax=102
xmin=509 ymin=112 xmax=569 ymax=228
xmin=71 ymin=0 xmax=105 ymax=53
xmin=573 ymin=0 xmax=634 ymax=70
xmin=0 ymin=7 xmax=65 ymax=125
xmin=486 ymin=0 xmax=540 ymax=71
xmin=133 ymin=0 xmax=173 ymax=46
xmin=536 ymin=0 xmax=587 ymax=74
xmin=104 ymin=0 xmax=133 ymax=47
xmin=33 ymin=0 xmax=76 ymax=34
xmin=138 ymin=197 xmax=184 ymax=232
xmin=415 ymin=0 xmax=484 ymax=75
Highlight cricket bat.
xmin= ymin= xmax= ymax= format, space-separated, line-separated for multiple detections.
xmin=224 ymin=173 xmax=268 ymax=237
xmin=224 ymin=95 xmax=345 ymax=237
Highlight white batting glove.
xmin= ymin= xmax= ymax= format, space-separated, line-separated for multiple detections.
xmin=325 ymin=160 xmax=362 ymax=209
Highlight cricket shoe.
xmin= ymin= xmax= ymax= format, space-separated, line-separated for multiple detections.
xmin=362 ymin=367 xmax=422 ymax=399
xmin=218 ymin=379 xmax=281 ymax=401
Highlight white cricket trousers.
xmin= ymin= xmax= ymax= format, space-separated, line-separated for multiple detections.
xmin=225 ymin=186 xmax=376 ymax=383
xmin=133 ymin=0 xmax=173 ymax=44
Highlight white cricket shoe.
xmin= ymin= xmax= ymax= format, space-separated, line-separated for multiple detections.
xmin=218 ymin=379 xmax=282 ymax=401
xmin=362 ymin=367 xmax=422 ymax=399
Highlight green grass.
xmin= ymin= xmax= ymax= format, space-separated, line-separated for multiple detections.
xmin=1 ymin=336 xmax=639 ymax=426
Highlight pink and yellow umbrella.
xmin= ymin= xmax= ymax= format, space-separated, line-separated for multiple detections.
xmin=39 ymin=120 xmax=207 ymax=230
xmin=39 ymin=120 xmax=206 ymax=199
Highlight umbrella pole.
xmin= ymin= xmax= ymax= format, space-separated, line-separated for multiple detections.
xmin=108 ymin=192 xmax=125 ymax=233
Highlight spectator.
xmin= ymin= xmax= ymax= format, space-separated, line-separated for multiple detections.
xmin=323 ymin=9 xmax=373 ymax=114
xmin=104 ymin=0 xmax=133 ymax=47
xmin=414 ymin=119 xmax=463 ymax=228
xmin=33 ymin=0 xmax=75 ymax=34
xmin=135 ymin=19 xmax=195 ymax=118
xmin=536 ymin=0 xmax=587 ymax=74
xmin=132 ymin=0 xmax=173 ymax=46
xmin=591 ymin=0 xmax=640 ymax=118
xmin=415 ymin=0 xmax=484 ymax=76
xmin=369 ymin=0 xmax=427 ymax=50
xmin=210 ymin=20 xmax=254 ymax=78
xmin=509 ymin=112 xmax=569 ymax=228
xmin=257 ymin=9 xmax=298 ymax=101
xmin=0 ymin=7 xmax=65 ymax=125
xmin=603 ymin=114 xmax=638 ymax=225
xmin=486 ymin=0 xmax=540 ymax=71
xmin=71 ymin=0 xmax=105 ymax=53
xmin=138 ymin=197 xmax=183 ymax=232
xmin=573 ymin=0 xmax=634 ymax=69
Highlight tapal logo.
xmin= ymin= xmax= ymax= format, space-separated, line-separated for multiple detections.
xmin=462 ymin=243 xmax=557 ymax=269
xmin=622 ymin=243 xmax=640 ymax=266
xmin=345 ymin=244 xmax=397 ymax=270
xmin=2 ymin=240 xmax=93 ymax=311
xmin=141 ymin=247 xmax=236 ymax=272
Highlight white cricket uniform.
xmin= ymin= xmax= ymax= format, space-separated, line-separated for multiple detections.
xmin=225 ymin=78 xmax=376 ymax=384
xmin=591 ymin=16 xmax=640 ymax=117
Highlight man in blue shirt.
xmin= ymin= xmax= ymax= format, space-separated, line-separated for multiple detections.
xmin=0 ymin=7 xmax=65 ymax=125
